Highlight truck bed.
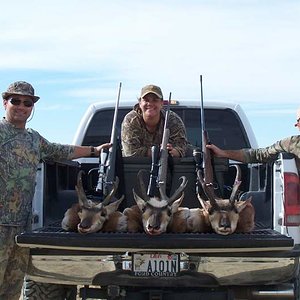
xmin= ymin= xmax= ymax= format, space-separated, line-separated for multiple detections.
xmin=18 ymin=157 xmax=294 ymax=255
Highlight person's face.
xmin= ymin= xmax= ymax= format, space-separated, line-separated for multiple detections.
xmin=139 ymin=93 xmax=163 ymax=120
xmin=3 ymin=95 xmax=34 ymax=128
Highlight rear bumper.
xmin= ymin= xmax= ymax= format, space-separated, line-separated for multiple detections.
xmin=25 ymin=248 xmax=299 ymax=287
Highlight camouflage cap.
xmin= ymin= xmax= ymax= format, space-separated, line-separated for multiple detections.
xmin=140 ymin=84 xmax=163 ymax=99
xmin=2 ymin=81 xmax=40 ymax=102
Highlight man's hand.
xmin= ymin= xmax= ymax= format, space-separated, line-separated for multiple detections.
xmin=206 ymin=144 xmax=226 ymax=158
xmin=167 ymin=143 xmax=180 ymax=157
xmin=95 ymin=143 xmax=112 ymax=156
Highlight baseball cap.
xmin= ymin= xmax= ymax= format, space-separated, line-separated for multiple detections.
xmin=2 ymin=81 xmax=40 ymax=102
xmin=140 ymin=84 xmax=163 ymax=99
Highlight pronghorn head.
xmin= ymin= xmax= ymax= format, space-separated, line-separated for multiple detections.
xmin=75 ymin=170 xmax=124 ymax=234
xmin=197 ymin=164 xmax=252 ymax=235
xmin=132 ymin=170 xmax=187 ymax=236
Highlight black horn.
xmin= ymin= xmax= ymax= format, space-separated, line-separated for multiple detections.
xmin=229 ymin=164 xmax=242 ymax=204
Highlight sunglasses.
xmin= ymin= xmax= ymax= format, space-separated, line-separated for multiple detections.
xmin=8 ymin=98 xmax=34 ymax=108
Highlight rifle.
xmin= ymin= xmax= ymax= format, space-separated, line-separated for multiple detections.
xmin=193 ymin=75 xmax=215 ymax=199
xmin=147 ymin=93 xmax=171 ymax=198
xmin=147 ymin=145 xmax=160 ymax=197
xmin=96 ymin=82 xmax=122 ymax=197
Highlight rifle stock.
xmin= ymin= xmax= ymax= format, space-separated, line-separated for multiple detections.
xmin=96 ymin=82 xmax=122 ymax=196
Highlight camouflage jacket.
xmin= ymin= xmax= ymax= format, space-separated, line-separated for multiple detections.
xmin=121 ymin=105 xmax=188 ymax=157
xmin=0 ymin=119 xmax=75 ymax=227
xmin=243 ymin=135 xmax=300 ymax=168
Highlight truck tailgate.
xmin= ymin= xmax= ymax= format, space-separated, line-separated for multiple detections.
xmin=16 ymin=225 xmax=294 ymax=254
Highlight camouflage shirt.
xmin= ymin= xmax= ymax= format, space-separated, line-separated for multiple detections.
xmin=243 ymin=135 xmax=300 ymax=167
xmin=121 ymin=105 xmax=188 ymax=157
xmin=0 ymin=119 xmax=75 ymax=227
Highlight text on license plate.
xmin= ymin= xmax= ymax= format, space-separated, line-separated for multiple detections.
xmin=133 ymin=253 xmax=179 ymax=277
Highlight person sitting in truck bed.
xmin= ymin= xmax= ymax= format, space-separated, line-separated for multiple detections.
xmin=0 ymin=81 xmax=111 ymax=300
xmin=121 ymin=84 xmax=188 ymax=157
xmin=207 ymin=108 xmax=300 ymax=168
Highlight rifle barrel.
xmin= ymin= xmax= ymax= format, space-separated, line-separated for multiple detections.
xmin=157 ymin=92 xmax=172 ymax=195
xmin=96 ymin=82 xmax=122 ymax=195
xmin=110 ymin=82 xmax=122 ymax=146
xmin=199 ymin=75 xmax=214 ymax=189
xmin=161 ymin=92 xmax=171 ymax=148
xmin=200 ymin=75 xmax=206 ymax=153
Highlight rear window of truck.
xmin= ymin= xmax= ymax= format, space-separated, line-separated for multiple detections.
xmin=82 ymin=107 xmax=250 ymax=150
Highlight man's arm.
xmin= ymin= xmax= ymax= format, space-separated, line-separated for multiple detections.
xmin=206 ymin=144 xmax=247 ymax=162
xmin=71 ymin=143 xmax=111 ymax=159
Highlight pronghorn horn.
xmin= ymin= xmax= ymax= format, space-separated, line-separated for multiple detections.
xmin=158 ymin=180 xmax=169 ymax=203
xmin=76 ymin=170 xmax=89 ymax=206
xmin=102 ymin=176 xmax=120 ymax=205
xmin=137 ymin=169 xmax=150 ymax=201
xmin=229 ymin=164 xmax=242 ymax=204
xmin=197 ymin=169 xmax=218 ymax=208
xmin=168 ymin=176 xmax=188 ymax=203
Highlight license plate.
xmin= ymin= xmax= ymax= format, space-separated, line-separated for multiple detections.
xmin=132 ymin=253 xmax=180 ymax=277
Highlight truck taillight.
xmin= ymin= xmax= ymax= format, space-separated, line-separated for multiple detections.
xmin=283 ymin=172 xmax=300 ymax=226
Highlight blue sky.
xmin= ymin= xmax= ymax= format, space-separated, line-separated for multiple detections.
xmin=1 ymin=0 xmax=300 ymax=147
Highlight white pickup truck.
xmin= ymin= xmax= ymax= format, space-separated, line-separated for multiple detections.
xmin=17 ymin=99 xmax=300 ymax=300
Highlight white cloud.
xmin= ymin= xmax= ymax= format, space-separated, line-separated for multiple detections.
xmin=2 ymin=1 xmax=299 ymax=79
xmin=1 ymin=0 xmax=300 ymax=144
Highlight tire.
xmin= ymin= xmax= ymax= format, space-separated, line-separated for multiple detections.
xmin=22 ymin=279 xmax=77 ymax=300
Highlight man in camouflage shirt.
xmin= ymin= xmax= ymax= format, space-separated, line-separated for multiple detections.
xmin=121 ymin=84 xmax=188 ymax=157
xmin=0 ymin=81 xmax=110 ymax=300
xmin=207 ymin=109 xmax=300 ymax=167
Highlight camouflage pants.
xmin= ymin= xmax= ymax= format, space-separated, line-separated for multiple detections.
xmin=0 ymin=226 xmax=29 ymax=300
